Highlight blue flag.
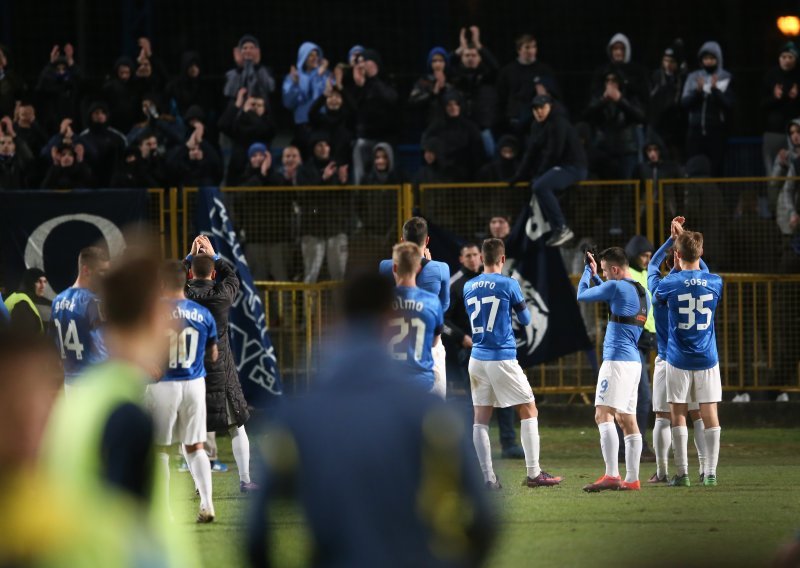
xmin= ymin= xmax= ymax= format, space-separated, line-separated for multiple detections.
xmin=194 ymin=187 xmax=283 ymax=403
xmin=505 ymin=196 xmax=592 ymax=366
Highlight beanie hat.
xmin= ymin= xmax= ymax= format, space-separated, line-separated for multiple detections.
xmin=363 ymin=48 xmax=382 ymax=68
xmin=781 ymin=41 xmax=800 ymax=59
xmin=531 ymin=94 xmax=552 ymax=108
xmin=247 ymin=142 xmax=267 ymax=158
xmin=348 ymin=45 xmax=365 ymax=61
xmin=238 ymin=34 xmax=260 ymax=50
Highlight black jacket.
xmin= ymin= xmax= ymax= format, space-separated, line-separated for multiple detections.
xmin=41 ymin=162 xmax=93 ymax=189
xmin=308 ymin=93 xmax=356 ymax=165
xmin=450 ymin=48 xmax=500 ymax=129
xmin=443 ymin=265 xmax=480 ymax=348
xmin=584 ymin=92 xmax=646 ymax=157
xmin=761 ymin=66 xmax=800 ymax=134
xmin=166 ymin=141 xmax=222 ymax=186
xmin=218 ymin=102 xmax=277 ymax=185
xmin=422 ymin=115 xmax=485 ymax=181
xmin=347 ymin=74 xmax=398 ymax=139
xmin=511 ymin=113 xmax=587 ymax=182
xmin=496 ymin=59 xmax=556 ymax=129
xmin=185 ymin=259 xmax=250 ymax=431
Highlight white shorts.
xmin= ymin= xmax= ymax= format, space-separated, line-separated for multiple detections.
xmin=468 ymin=358 xmax=535 ymax=408
xmin=145 ymin=379 xmax=208 ymax=446
xmin=430 ymin=341 xmax=447 ymax=400
xmin=595 ymin=360 xmax=641 ymax=414
xmin=653 ymin=357 xmax=699 ymax=412
xmin=666 ymin=362 xmax=722 ymax=404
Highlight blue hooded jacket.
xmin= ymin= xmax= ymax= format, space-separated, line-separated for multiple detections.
xmin=426 ymin=47 xmax=449 ymax=72
xmin=282 ymin=42 xmax=330 ymax=124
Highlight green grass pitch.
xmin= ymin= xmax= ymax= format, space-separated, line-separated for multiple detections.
xmin=170 ymin=427 xmax=800 ymax=568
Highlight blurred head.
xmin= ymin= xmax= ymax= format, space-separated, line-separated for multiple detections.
xmin=481 ymin=238 xmax=506 ymax=267
xmin=249 ymin=150 xmax=266 ymax=168
xmin=305 ymin=49 xmax=319 ymax=70
xmin=662 ymin=54 xmax=678 ymax=74
xmin=516 ymin=34 xmax=537 ymax=64
xmin=363 ymin=50 xmax=381 ymax=78
xmin=138 ymin=135 xmax=158 ymax=158
xmin=790 ymin=122 xmax=800 ymax=147
xmin=78 ymin=246 xmax=111 ymax=291
xmin=445 ymin=98 xmax=461 ymax=118
xmin=240 ymin=40 xmax=258 ymax=61
xmin=16 ymin=103 xmax=35 ymax=126
xmin=780 ymin=53 xmax=798 ymax=71
xmin=190 ymin=254 xmax=216 ymax=281
xmin=461 ymin=47 xmax=481 ymax=69
xmin=402 ymin=217 xmax=429 ymax=248
xmin=598 ymin=247 xmax=629 ymax=281
xmin=187 ymin=62 xmax=200 ymax=78
xmin=22 ymin=268 xmax=48 ymax=298
xmin=326 ymin=89 xmax=343 ymax=111
xmin=675 ymin=231 xmax=703 ymax=263
xmin=374 ymin=147 xmax=389 ymax=171
xmin=459 ymin=243 xmax=482 ymax=272
xmin=0 ymin=134 xmax=15 ymax=156
xmin=499 ymin=139 xmax=518 ymax=160
xmin=610 ymin=41 xmax=626 ymax=63
xmin=392 ymin=242 xmax=422 ymax=279
xmin=58 ymin=147 xmax=75 ymax=167
xmin=423 ymin=148 xmax=437 ymax=165
xmin=489 ymin=216 xmax=510 ymax=239
xmin=0 ymin=331 xmax=62 ymax=469
xmin=160 ymin=260 xmax=186 ymax=294
xmin=342 ymin=273 xmax=394 ymax=330
xmin=645 ymin=144 xmax=661 ymax=163
xmin=188 ymin=145 xmax=203 ymax=161
xmin=313 ymin=140 xmax=330 ymax=161
xmin=90 ymin=107 xmax=108 ymax=125
xmin=430 ymin=53 xmax=446 ymax=73
xmin=137 ymin=59 xmax=152 ymax=77
xmin=532 ymin=102 xmax=551 ymax=122
xmin=352 ymin=53 xmax=366 ymax=73
xmin=246 ymin=96 xmax=266 ymax=116
xmin=604 ymin=73 xmax=620 ymax=89
xmin=117 ymin=63 xmax=132 ymax=81
xmin=701 ymin=53 xmax=718 ymax=71
xmin=282 ymin=145 xmax=301 ymax=170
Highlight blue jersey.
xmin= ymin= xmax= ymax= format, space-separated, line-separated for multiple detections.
xmin=464 ymin=273 xmax=531 ymax=361
xmin=648 ymin=238 xmax=709 ymax=359
xmin=0 ymin=292 xmax=8 ymax=324
xmin=577 ymin=267 xmax=650 ymax=362
xmin=50 ymin=287 xmax=107 ymax=383
xmin=654 ymin=269 xmax=723 ymax=370
xmin=379 ymin=258 xmax=450 ymax=312
xmin=389 ymin=286 xmax=444 ymax=389
xmin=163 ymin=298 xmax=218 ymax=381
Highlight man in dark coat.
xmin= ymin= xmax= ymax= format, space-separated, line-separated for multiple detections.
xmin=422 ymin=90 xmax=485 ymax=181
xmin=185 ymin=236 xmax=258 ymax=492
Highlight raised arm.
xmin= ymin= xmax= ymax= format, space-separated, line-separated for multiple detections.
xmin=648 ymin=236 xmax=673 ymax=294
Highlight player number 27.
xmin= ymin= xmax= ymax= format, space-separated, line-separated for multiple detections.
xmin=467 ymin=295 xmax=501 ymax=334
xmin=388 ymin=317 xmax=426 ymax=361
xmin=167 ymin=328 xmax=200 ymax=369
xmin=677 ymin=293 xmax=714 ymax=331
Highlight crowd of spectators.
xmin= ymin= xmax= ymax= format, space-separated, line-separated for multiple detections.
xmin=0 ymin=31 xmax=798 ymax=275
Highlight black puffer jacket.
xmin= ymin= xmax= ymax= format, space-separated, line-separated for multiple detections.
xmin=185 ymin=258 xmax=250 ymax=431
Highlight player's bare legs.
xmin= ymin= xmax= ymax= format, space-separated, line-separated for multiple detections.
xmin=472 ymin=406 xmax=499 ymax=488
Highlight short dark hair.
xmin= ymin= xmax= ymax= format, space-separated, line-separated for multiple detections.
xmin=191 ymin=254 xmax=215 ymax=279
xmin=161 ymin=260 xmax=187 ymax=291
xmin=402 ymin=217 xmax=428 ymax=247
xmin=460 ymin=242 xmax=480 ymax=255
xmin=482 ymin=238 xmax=506 ymax=266
xmin=599 ymin=247 xmax=629 ymax=267
xmin=515 ymin=34 xmax=536 ymax=51
xmin=78 ymin=246 xmax=110 ymax=270
xmin=101 ymin=255 xmax=161 ymax=329
xmin=343 ymin=273 xmax=394 ymax=322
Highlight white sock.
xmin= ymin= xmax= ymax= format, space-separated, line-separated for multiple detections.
xmin=186 ymin=448 xmax=214 ymax=510
xmin=520 ymin=418 xmax=541 ymax=478
xmin=472 ymin=424 xmax=496 ymax=483
xmin=704 ymin=426 xmax=721 ymax=477
xmin=672 ymin=426 xmax=689 ymax=476
xmin=693 ymin=419 xmax=707 ymax=475
xmin=156 ymin=452 xmax=171 ymax=515
xmin=229 ymin=425 xmax=251 ymax=484
xmin=653 ymin=418 xmax=671 ymax=478
xmin=598 ymin=421 xmax=620 ymax=478
xmin=624 ymin=433 xmax=643 ymax=483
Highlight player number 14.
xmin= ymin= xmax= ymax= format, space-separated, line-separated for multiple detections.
xmin=677 ymin=293 xmax=713 ymax=331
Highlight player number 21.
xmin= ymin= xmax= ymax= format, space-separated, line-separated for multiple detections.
xmin=388 ymin=317 xmax=426 ymax=361
xmin=677 ymin=293 xmax=713 ymax=331
xmin=467 ymin=295 xmax=501 ymax=334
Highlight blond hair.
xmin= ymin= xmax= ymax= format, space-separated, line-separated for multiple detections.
xmin=392 ymin=242 xmax=422 ymax=277
xmin=676 ymin=231 xmax=703 ymax=262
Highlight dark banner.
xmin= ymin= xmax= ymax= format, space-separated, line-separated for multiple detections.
xmin=194 ymin=187 xmax=283 ymax=404
xmin=0 ymin=189 xmax=149 ymax=293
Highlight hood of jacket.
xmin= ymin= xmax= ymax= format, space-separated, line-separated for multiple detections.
xmin=641 ymin=129 xmax=666 ymax=160
xmin=427 ymin=47 xmax=448 ymax=72
xmin=180 ymin=51 xmax=200 ymax=74
xmin=697 ymin=41 xmax=725 ymax=72
xmin=786 ymin=117 xmax=800 ymax=149
xmin=607 ymin=33 xmax=631 ymax=64
xmin=372 ymin=142 xmax=395 ymax=172
xmin=297 ymin=42 xmax=323 ymax=74
xmin=625 ymin=235 xmax=654 ymax=268
xmin=113 ymin=56 xmax=134 ymax=73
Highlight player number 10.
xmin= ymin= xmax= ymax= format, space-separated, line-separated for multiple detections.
xmin=167 ymin=328 xmax=200 ymax=369
xmin=677 ymin=293 xmax=713 ymax=331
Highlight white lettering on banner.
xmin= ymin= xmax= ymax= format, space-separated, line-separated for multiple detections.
xmin=511 ymin=270 xmax=550 ymax=356
xmin=24 ymin=214 xmax=126 ymax=298
xmin=525 ymin=194 xmax=552 ymax=243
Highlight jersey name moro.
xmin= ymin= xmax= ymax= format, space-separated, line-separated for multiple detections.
xmin=470 ymin=280 xmax=496 ymax=290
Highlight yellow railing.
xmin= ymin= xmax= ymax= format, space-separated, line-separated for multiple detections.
xmin=145 ymin=187 xmax=178 ymax=258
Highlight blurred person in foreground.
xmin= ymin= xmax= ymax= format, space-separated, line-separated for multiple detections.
xmin=40 ymin=248 xmax=194 ymax=567
xmin=247 ymin=273 xmax=495 ymax=568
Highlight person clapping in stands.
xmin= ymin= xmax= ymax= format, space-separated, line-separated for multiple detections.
xmin=41 ymin=142 xmax=92 ymax=189
xmin=218 ymin=87 xmax=276 ymax=185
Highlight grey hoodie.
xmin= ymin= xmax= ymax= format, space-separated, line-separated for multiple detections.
xmin=773 ymin=118 xmax=800 ymax=234
xmin=681 ymin=42 xmax=734 ymax=132
xmin=607 ymin=33 xmax=632 ymax=64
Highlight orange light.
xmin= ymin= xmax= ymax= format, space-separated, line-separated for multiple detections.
xmin=778 ymin=16 xmax=800 ymax=36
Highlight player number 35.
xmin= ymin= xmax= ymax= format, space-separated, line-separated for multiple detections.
xmin=677 ymin=293 xmax=713 ymax=331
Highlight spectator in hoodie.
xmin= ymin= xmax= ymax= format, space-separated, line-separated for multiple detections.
xmin=309 ymin=81 xmax=356 ymax=165
xmin=413 ymin=137 xmax=452 ymax=185
xmin=590 ymin=33 xmax=649 ymax=107
xmin=772 ymin=119 xmax=800 ymax=253
xmin=41 ymin=143 xmax=92 ymax=189
xmin=298 ymin=132 xmax=341 ymax=185
xmin=110 ymin=145 xmax=143 ymax=188
xmin=358 ymin=143 xmax=401 ymax=248
xmin=584 ymin=70 xmax=646 ymax=181
xmin=167 ymin=51 xmax=214 ymax=120
xmin=283 ymin=42 xmax=330 ymax=147
xmin=681 ymin=41 xmax=734 ymax=176
xmin=496 ymin=34 xmax=557 ymax=137
xmin=0 ymin=118 xmax=33 ymax=189
xmin=13 ymin=100 xmax=48 ymax=160
xmin=509 ymin=95 xmax=588 ymax=247
xmin=478 ymin=134 xmax=520 ymax=182
xmin=102 ymin=57 xmax=139 ymax=134
xmin=34 ymin=44 xmax=82 ymax=133
xmin=0 ymin=45 xmax=26 ymax=118
xmin=218 ymin=87 xmax=276 ymax=185
xmin=131 ymin=38 xmax=167 ymax=104
xmin=362 ymin=142 xmax=403 ymax=185
xmin=638 ymin=135 xmax=682 ymax=223
xmin=348 ymin=49 xmax=399 ymax=184
xmin=451 ymin=26 xmax=500 ymax=157
xmin=127 ymin=94 xmax=185 ymax=150
xmin=125 ymin=131 xmax=167 ymax=187
xmin=761 ymin=42 xmax=800 ymax=176
xmin=166 ymin=119 xmax=222 ymax=186
xmin=78 ymin=102 xmax=127 ymax=187
xmin=408 ymin=47 xmax=452 ymax=127
xmin=223 ymin=35 xmax=276 ymax=101
xmin=422 ymin=90 xmax=485 ymax=181
xmin=648 ymin=41 xmax=688 ymax=163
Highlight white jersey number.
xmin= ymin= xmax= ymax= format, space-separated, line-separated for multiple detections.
xmin=677 ymin=293 xmax=714 ymax=331
xmin=388 ymin=317 xmax=427 ymax=361
xmin=53 ymin=319 xmax=85 ymax=361
xmin=167 ymin=328 xmax=200 ymax=369
xmin=467 ymin=295 xmax=501 ymax=334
